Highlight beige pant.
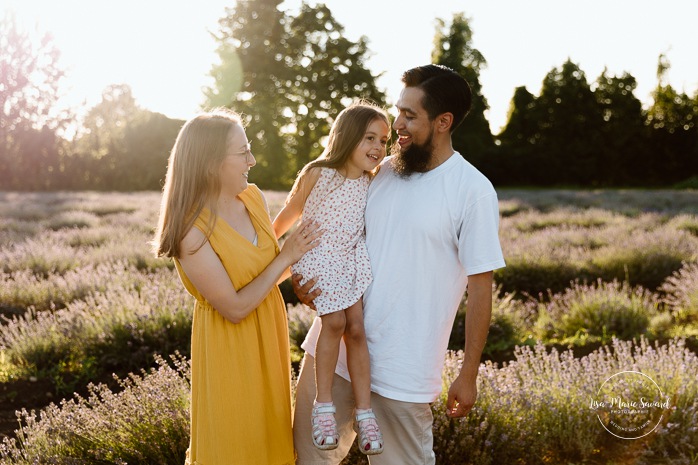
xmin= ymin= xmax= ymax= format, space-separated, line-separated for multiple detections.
xmin=294 ymin=354 xmax=436 ymax=465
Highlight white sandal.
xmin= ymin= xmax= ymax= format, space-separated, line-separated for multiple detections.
xmin=355 ymin=409 xmax=383 ymax=455
xmin=311 ymin=403 xmax=339 ymax=450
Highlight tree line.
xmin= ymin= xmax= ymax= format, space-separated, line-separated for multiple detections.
xmin=1 ymin=3 xmax=696 ymax=192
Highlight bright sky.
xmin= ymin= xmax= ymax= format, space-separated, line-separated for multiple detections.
xmin=4 ymin=0 xmax=698 ymax=133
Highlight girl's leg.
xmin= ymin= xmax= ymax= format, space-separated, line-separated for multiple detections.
xmin=315 ymin=311 xmax=347 ymax=403
xmin=343 ymin=299 xmax=371 ymax=409
xmin=294 ymin=353 xmax=358 ymax=463
xmin=312 ymin=311 xmax=347 ymax=450
xmin=344 ymin=298 xmax=384 ymax=455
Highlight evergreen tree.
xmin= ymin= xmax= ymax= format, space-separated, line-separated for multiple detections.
xmin=529 ymin=59 xmax=604 ymax=185
xmin=496 ymin=86 xmax=539 ymax=184
xmin=594 ymin=70 xmax=648 ymax=185
xmin=645 ymin=54 xmax=698 ymax=185
xmin=431 ymin=13 xmax=493 ymax=169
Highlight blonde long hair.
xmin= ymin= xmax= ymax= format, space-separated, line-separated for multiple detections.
xmin=153 ymin=108 xmax=243 ymax=258
xmin=288 ymin=100 xmax=390 ymax=200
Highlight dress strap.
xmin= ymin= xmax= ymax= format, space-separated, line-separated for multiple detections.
xmin=240 ymin=185 xmax=279 ymax=252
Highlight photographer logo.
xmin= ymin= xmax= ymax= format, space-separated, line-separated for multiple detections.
xmin=589 ymin=370 xmax=669 ymax=439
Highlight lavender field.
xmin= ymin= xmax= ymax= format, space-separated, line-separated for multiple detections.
xmin=1 ymin=189 xmax=697 ymax=465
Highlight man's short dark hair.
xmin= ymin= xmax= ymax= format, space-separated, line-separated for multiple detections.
xmin=401 ymin=64 xmax=472 ymax=132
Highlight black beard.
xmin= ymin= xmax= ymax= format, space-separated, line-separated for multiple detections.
xmin=392 ymin=136 xmax=434 ymax=177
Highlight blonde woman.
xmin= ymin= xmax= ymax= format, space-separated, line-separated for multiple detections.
xmin=153 ymin=108 xmax=320 ymax=464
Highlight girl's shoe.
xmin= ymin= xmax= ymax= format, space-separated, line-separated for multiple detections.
xmin=355 ymin=409 xmax=383 ymax=455
xmin=311 ymin=403 xmax=339 ymax=450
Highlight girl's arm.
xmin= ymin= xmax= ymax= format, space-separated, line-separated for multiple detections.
xmin=272 ymin=167 xmax=321 ymax=239
xmin=178 ymin=220 xmax=321 ymax=324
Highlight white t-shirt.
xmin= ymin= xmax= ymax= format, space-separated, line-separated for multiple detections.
xmin=301 ymin=153 xmax=506 ymax=403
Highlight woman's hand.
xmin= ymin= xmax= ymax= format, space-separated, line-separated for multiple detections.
xmin=279 ymin=220 xmax=321 ymax=265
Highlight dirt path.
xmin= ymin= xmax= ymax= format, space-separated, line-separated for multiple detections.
xmin=0 ymin=377 xmax=57 ymax=442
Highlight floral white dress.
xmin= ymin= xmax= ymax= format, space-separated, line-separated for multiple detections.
xmin=292 ymin=167 xmax=373 ymax=316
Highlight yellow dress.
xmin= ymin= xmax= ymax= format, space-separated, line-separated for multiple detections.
xmin=174 ymin=185 xmax=295 ymax=465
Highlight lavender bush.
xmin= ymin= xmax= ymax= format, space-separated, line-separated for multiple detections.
xmin=588 ymin=226 xmax=696 ymax=290
xmin=448 ymin=287 xmax=532 ymax=356
xmin=0 ymin=226 xmax=171 ymax=275
xmin=535 ymin=280 xmax=659 ymax=343
xmin=497 ymin=189 xmax=698 ymax=215
xmin=0 ymin=192 xmax=169 ymax=276
xmin=1 ymin=189 xmax=698 ymax=464
xmin=0 ymin=355 xmax=190 ymax=465
xmin=0 ymin=268 xmax=192 ymax=391
xmin=660 ymin=263 xmax=698 ymax=337
xmin=2 ymin=340 xmax=695 ymax=465
xmin=498 ymin=210 xmax=698 ymax=296
xmin=432 ymin=338 xmax=698 ymax=465
xmin=0 ymin=261 xmax=155 ymax=315
xmin=287 ymin=303 xmax=315 ymax=364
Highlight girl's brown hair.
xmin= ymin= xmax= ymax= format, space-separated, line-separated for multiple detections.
xmin=288 ymin=100 xmax=390 ymax=199
xmin=153 ymin=108 xmax=243 ymax=258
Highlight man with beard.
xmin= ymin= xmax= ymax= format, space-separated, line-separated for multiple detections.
xmin=292 ymin=64 xmax=505 ymax=464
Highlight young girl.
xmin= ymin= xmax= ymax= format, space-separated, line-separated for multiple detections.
xmin=273 ymin=101 xmax=390 ymax=455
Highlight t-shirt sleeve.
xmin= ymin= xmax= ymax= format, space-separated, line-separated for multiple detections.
xmin=458 ymin=192 xmax=506 ymax=276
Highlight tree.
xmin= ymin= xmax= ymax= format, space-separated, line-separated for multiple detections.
xmin=496 ymin=86 xmax=539 ymax=184
xmin=73 ymin=84 xmax=142 ymax=188
xmin=431 ymin=13 xmax=493 ymax=169
xmin=528 ymin=59 xmax=604 ymax=185
xmin=205 ymin=0 xmax=385 ymax=189
xmin=284 ymin=3 xmax=385 ymax=174
xmin=593 ymin=70 xmax=648 ymax=185
xmin=0 ymin=12 xmax=68 ymax=189
xmin=116 ymin=112 xmax=184 ymax=190
xmin=205 ymin=0 xmax=290 ymax=189
xmin=72 ymin=84 xmax=183 ymax=190
xmin=645 ymin=54 xmax=698 ymax=184
xmin=77 ymin=84 xmax=140 ymax=158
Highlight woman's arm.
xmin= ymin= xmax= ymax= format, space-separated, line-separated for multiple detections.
xmin=273 ymin=167 xmax=321 ymax=239
xmin=277 ymin=266 xmax=292 ymax=284
xmin=178 ymin=220 xmax=321 ymax=323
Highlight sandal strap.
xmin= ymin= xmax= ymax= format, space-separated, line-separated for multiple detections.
xmin=358 ymin=420 xmax=380 ymax=438
xmin=313 ymin=404 xmax=337 ymax=415
xmin=355 ymin=411 xmax=377 ymax=422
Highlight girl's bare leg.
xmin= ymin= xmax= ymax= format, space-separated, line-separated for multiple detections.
xmin=315 ymin=311 xmax=346 ymax=403
xmin=343 ymin=299 xmax=372 ymax=409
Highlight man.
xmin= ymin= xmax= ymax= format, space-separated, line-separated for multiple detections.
xmin=292 ymin=64 xmax=505 ymax=464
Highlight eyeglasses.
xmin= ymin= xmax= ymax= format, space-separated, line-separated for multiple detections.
xmin=233 ymin=143 xmax=253 ymax=162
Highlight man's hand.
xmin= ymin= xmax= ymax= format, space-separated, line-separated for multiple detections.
xmin=445 ymin=271 xmax=492 ymax=418
xmin=445 ymin=374 xmax=477 ymax=418
xmin=291 ymin=273 xmax=321 ymax=311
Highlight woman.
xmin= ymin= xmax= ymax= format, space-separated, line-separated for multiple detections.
xmin=153 ymin=108 xmax=320 ymax=464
